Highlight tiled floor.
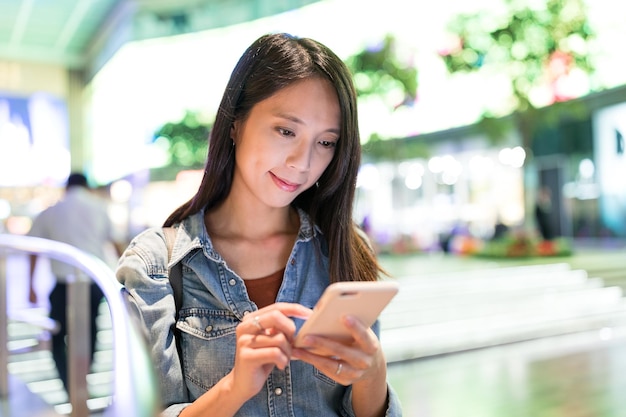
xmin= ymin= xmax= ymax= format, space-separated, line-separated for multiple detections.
xmin=388 ymin=328 xmax=626 ymax=417
xmin=380 ymin=246 xmax=626 ymax=417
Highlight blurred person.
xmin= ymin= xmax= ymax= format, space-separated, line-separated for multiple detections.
xmin=28 ymin=172 xmax=123 ymax=393
xmin=117 ymin=33 xmax=402 ymax=416
xmin=439 ymin=222 xmax=468 ymax=253
xmin=534 ymin=186 xmax=555 ymax=241
xmin=492 ymin=218 xmax=509 ymax=241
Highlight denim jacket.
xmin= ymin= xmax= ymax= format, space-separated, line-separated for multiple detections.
xmin=116 ymin=208 xmax=402 ymax=417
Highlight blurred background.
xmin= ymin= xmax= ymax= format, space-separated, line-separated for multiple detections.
xmin=0 ymin=0 xmax=624 ymax=252
xmin=1 ymin=0 xmax=626 ymax=416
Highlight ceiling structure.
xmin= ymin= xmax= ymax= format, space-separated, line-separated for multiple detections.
xmin=0 ymin=0 xmax=320 ymax=78
xmin=0 ymin=0 xmax=122 ymax=67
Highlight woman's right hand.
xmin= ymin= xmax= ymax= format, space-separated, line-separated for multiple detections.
xmin=180 ymin=302 xmax=312 ymax=417
xmin=230 ymin=302 xmax=312 ymax=401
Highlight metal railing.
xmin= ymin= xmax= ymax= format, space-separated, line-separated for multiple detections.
xmin=0 ymin=234 xmax=160 ymax=417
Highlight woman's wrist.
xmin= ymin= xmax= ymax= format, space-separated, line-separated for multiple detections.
xmin=351 ymin=352 xmax=389 ymax=417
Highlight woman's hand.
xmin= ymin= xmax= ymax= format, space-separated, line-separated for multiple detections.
xmin=180 ymin=303 xmax=312 ymax=417
xmin=230 ymin=302 xmax=312 ymax=401
xmin=290 ymin=315 xmax=389 ymax=417
xmin=181 ymin=303 xmax=312 ymax=417
xmin=290 ymin=314 xmax=383 ymax=385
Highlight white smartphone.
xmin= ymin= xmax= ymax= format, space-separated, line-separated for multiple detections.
xmin=293 ymin=281 xmax=399 ymax=347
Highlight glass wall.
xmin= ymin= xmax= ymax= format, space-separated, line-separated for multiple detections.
xmin=0 ymin=93 xmax=69 ymax=187
xmin=356 ymin=134 xmax=527 ymax=252
xmin=0 ymin=93 xmax=69 ymax=234
xmin=593 ymin=102 xmax=626 ymax=237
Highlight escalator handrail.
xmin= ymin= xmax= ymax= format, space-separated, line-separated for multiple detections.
xmin=0 ymin=233 xmax=160 ymax=417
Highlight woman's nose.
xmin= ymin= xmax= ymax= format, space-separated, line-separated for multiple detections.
xmin=287 ymin=141 xmax=312 ymax=172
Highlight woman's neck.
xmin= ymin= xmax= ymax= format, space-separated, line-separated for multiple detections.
xmin=205 ymin=194 xmax=298 ymax=241
xmin=204 ymin=192 xmax=300 ymax=280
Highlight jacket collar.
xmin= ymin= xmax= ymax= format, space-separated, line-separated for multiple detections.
xmin=168 ymin=206 xmax=321 ymax=266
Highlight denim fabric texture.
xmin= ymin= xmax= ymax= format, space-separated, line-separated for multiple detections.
xmin=116 ymin=208 xmax=402 ymax=417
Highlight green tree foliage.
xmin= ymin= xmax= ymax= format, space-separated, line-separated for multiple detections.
xmin=440 ymin=0 xmax=595 ymax=148
xmin=362 ymin=134 xmax=431 ymax=162
xmin=346 ymin=34 xmax=418 ymax=107
xmin=153 ymin=111 xmax=211 ymax=169
xmin=345 ymin=34 xmax=420 ymax=160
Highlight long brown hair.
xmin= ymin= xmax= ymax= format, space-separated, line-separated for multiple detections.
xmin=164 ymin=33 xmax=383 ymax=282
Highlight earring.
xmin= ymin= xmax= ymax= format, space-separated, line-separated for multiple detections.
xmin=315 ymin=182 xmax=319 ymax=188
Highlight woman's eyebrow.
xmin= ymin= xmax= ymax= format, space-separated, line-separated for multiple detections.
xmin=274 ymin=112 xmax=303 ymax=125
xmin=274 ymin=112 xmax=340 ymax=134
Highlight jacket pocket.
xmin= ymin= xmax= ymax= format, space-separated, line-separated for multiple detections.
xmin=177 ymin=308 xmax=238 ymax=392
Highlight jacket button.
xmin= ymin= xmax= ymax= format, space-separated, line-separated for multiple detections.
xmin=229 ymin=278 xmax=236 ymax=286
xmin=205 ymin=325 xmax=213 ymax=332
xmin=274 ymin=387 xmax=283 ymax=396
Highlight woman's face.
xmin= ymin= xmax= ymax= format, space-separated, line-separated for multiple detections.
xmin=231 ymin=77 xmax=340 ymax=209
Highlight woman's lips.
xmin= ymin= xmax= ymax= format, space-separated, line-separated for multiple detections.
xmin=270 ymin=172 xmax=301 ymax=192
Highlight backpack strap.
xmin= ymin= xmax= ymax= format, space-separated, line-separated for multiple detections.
xmin=163 ymin=226 xmax=185 ymax=372
xmin=163 ymin=226 xmax=183 ymax=319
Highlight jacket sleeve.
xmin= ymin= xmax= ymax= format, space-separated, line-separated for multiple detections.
xmin=340 ymin=384 xmax=403 ymax=417
xmin=115 ymin=228 xmax=191 ymax=415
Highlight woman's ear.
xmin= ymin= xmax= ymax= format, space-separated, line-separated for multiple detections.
xmin=230 ymin=121 xmax=240 ymax=145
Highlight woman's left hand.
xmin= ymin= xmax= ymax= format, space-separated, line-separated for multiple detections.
xmin=290 ymin=315 xmax=384 ymax=386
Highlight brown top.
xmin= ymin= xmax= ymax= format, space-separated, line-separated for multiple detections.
xmin=244 ymin=268 xmax=285 ymax=309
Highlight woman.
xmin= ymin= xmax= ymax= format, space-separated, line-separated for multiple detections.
xmin=117 ymin=33 xmax=402 ymax=417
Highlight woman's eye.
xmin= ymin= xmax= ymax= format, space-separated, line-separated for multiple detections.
xmin=277 ymin=127 xmax=295 ymax=137
xmin=319 ymin=140 xmax=337 ymax=149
